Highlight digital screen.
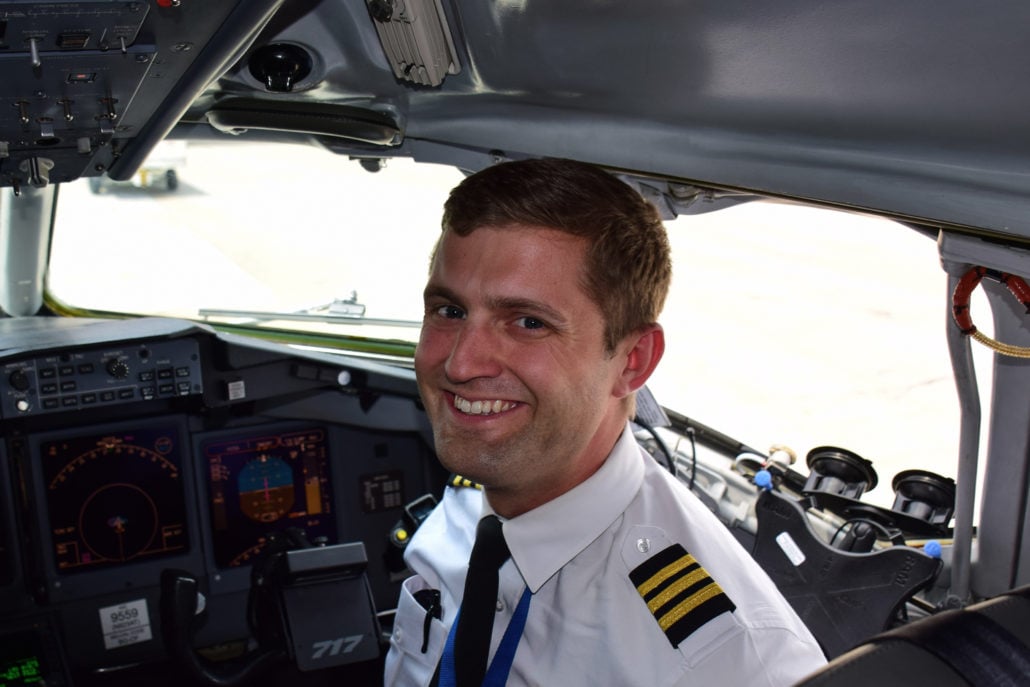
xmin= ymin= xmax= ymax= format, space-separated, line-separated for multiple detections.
xmin=0 ymin=628 xmax=60 ymax=687
xmin=0 ymin=630 xmax=44 ymax=687
xmin=40 ymin=426 xmax=189 ymax=575
xmin=202 ymin=426 xmax=337 ymax=568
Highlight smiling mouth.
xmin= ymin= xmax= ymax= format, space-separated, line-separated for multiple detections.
xmin=453 ymin=394 xmax=517 ymax=416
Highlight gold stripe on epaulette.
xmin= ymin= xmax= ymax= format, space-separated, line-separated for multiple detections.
xmin=656 ymin=581 xmax=724 ymax=631
xmin=644 ymin=566 xmax=710 ymax=613
xmin=629 ymin=543 xmax=736 ymax=648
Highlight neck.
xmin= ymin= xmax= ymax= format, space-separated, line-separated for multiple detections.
xmin=485 ymin=419 xmax=626 ymax=519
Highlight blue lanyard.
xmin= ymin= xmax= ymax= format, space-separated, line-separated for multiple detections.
xmin=439 ymin=587 xmax=532 ymax=687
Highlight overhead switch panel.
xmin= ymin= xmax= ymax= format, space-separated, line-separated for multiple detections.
xmin=0 ymin=0 xmax=287 ymax=190
xmin=0 ymin=0 xmax=148 ymax=53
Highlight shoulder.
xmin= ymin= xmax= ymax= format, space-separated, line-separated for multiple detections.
xmin=616 ymin=523 xmax=824 ymax=683
xmin=403 ymin=477 xmax=483 ymax=583
xmin=615 ymin=463 xmax=825 ymax=667
xmin=621 ymin=530 xmax=737 ymax=649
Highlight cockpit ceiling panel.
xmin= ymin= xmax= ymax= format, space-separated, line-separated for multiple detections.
xmin=0 ymin=0 xmax=282 ymax=191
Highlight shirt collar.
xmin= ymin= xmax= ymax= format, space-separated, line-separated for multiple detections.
xmin=494 ymin=423 xmax=645 ymax=592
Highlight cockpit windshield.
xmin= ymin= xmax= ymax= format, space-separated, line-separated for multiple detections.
xmin=50 ymin=143 xmax=459 ymax=343
xmin=48 ymin=140 xmax=992 ymax=511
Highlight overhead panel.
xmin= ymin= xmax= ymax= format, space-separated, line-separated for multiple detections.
xmin=0 ymin=1 xmax=151 ymax=189
xmin=0 ymin=0 xmax=285 ymax=191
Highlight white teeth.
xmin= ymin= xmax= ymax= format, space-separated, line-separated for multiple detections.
xmin=454 ymin=395 xmax=514 ymax=415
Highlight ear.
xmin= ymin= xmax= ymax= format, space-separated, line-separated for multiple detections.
xmin=613 ymin=324 xmax=665 ymax=399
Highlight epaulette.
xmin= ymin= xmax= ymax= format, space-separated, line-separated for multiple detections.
xmin=628 ymin=543 xmax=736 ymax=648
xmin=448 ymin=474 xmax=483 ymax=490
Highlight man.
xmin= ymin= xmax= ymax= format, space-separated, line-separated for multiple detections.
xmin=385 ymin=158 xmax=826 ymax=686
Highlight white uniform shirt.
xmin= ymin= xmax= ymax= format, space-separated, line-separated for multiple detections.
xmin=385 ymin=424 xmax=826 ymax=686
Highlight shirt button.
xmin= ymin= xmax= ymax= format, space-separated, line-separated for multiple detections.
xmin=394 ymin=627 xmax=404 ymax=645
xmin=496 ymin=599 xmax=504 ymax=612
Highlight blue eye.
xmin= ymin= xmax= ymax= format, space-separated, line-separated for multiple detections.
xmin=434 ymin=304 xmax=465 ymax=319
xmin=516 ymin=317 xmax=545 ymax=330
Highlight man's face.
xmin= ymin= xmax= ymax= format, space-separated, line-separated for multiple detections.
xmin=415 ymin=225 xmax=632 ymax=516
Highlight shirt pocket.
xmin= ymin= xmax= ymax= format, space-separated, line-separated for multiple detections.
xmin=384 ymin=575 xmax=448 ymax=687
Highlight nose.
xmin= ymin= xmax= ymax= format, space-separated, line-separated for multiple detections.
xmin=444 ymin=320 xmax=502 ymax=383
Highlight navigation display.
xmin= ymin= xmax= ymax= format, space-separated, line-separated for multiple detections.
xmin=202 ymin=426 xmax=336 ymax=568
xmin=39 ymin=425 xmax=189 ymax=575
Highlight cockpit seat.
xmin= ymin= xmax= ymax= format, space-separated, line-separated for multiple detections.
xmin=795 ymin=585 xmax=1030 ymax=686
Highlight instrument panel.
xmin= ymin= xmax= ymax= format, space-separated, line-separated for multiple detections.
xmin=1 ymin=338 xmax=203 ymax=419
xmin=40 ymin=424 xmax=190 ymax=576
xmin=202 ymin=426 xmax=336 ymax=569
xmin=0 ymin=316 xmax=443 ymax=685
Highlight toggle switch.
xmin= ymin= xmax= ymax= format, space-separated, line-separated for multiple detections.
xmin=100 ymin=97 xmax=118 ymax=120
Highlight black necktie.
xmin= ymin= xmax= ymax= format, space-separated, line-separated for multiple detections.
xmin=454 ymin=514 xmax=511 ymax=687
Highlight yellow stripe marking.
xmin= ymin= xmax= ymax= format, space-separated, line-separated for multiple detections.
xmin=645 ymin=567 xmax=710 ymax=613
xmin=657 ymin=582 xmax=724 ymax=631
xmin=635 ymin=553 xmax=697 ymax=597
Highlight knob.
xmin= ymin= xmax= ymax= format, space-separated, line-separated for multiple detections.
xmin=8 ymin=370 xmax=30 ymax=391
xmin=106 ymin=359 xmax=129 ymax=379
xmin=248 ymin=44 xmax=312 ymax=93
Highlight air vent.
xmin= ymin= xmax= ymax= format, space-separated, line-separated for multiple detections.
xmin=366 ymin=0 xmax=459 ymax=87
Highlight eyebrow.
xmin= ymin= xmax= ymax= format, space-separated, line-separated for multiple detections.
xmin=423 ymin=284 xmax=570 ymax=327
xmin=423 ymin=283 xmax=460 ymax=305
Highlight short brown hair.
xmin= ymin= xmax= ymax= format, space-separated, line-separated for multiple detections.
xmin=439 ymin=158 xmax=671 ymax=353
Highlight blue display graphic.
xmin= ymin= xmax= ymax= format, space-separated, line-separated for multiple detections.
xmin=237 ymin=455 xmax=295 ymax=522
xmin=203 ymin=427 xmax=336 ymax=568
